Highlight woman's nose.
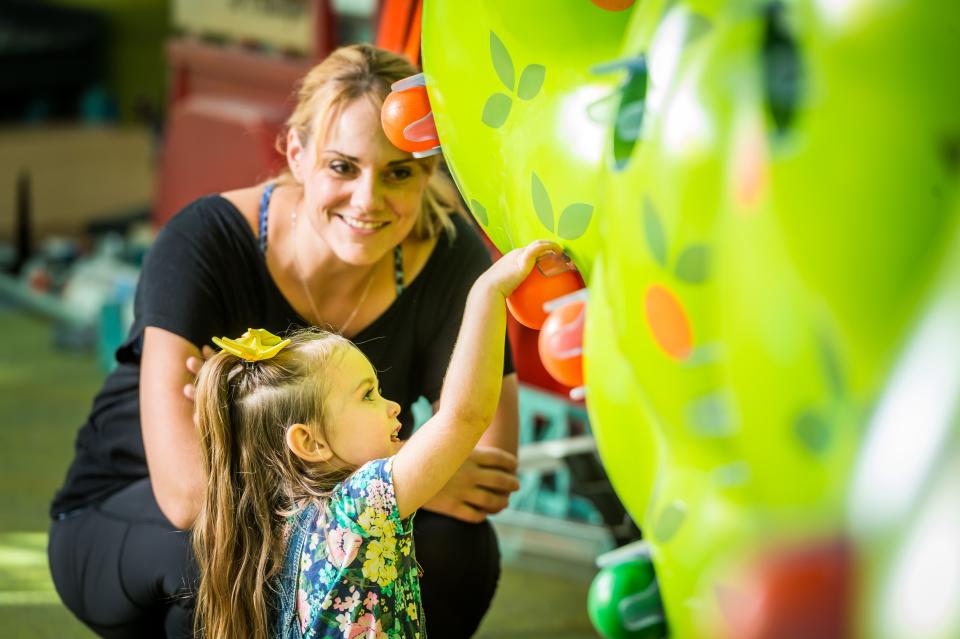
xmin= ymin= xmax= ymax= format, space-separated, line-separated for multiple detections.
xmin=350 ymin=172 xmax=384 ymax=213
xmin=387 ymin=400 xmax=401 ymax=418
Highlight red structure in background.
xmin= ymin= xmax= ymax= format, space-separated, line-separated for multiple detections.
xmin=153 ymin=1 xmax=335 ymax=226
xmin=153 ymin=41 xmax=312 ymax=225
xmin=376 ymin=0 xmax=423 ymax=66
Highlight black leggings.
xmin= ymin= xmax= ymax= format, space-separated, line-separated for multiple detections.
xmin=48 ymin=478 xmax=501 ymax=638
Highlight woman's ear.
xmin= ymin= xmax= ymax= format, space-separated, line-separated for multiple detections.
xmin=286 ymin=423 xmax=333 ymax=463
xmin=286 ymin=130 xmax=305 ymax=183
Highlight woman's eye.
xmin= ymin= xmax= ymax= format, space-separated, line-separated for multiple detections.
xmin=363 ymin=388 xmax=374 ymax=401
xmin=387 ymin=167 xmax=413 ymax=182
xmin=330 ymin=161 xmax=354 ymax=175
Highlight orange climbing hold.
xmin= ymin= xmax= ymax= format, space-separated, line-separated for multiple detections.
xmin=645 ymin=284 xmax=692 ymax=360
xmin=381 ymin=85 xmax=440 ymax=154
xmin=590 ymin=0 xmax=636 ymax=11
xmin=507 ymin=253 xmax=584 ymax=330
xmin=538 ymin=299 xmax=586 ymax=388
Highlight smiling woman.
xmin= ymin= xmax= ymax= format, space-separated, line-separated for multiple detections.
xmin=47 ymin=44 xmax=520 ymax=639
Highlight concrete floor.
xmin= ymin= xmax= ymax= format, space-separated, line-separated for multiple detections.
xmin=0 ymin=308 xmax=599 ymax=638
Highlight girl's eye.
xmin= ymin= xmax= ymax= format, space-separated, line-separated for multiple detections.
xmin=363 ymin=388 xmax=375 ymax=401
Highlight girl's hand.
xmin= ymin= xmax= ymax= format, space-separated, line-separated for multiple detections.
xmin=480 ymin=240 xmax=564 ymax=297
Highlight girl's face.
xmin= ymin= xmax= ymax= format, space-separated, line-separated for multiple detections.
xmin=324 ymin=347 xmax=403 ymax=466
xmin=288 ymin=97 xmax=435 ymax=267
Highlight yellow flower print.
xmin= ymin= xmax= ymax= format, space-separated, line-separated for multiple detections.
xmin=358 ymin=508 xmax=396 ymax=539
xmin=362 ymin=538 xmax=399 ymax=587
xmin=406 ymin=602 xmax=418 ymax=621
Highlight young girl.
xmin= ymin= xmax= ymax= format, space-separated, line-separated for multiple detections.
xmin=192 ymin=239 xmax=560 ymax=638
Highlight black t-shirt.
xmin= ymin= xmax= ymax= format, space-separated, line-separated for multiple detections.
xmin=51 ymin=195 xmax=514 ymax=515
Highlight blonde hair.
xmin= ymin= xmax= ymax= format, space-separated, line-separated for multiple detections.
xmin=278 ymin=43 xmax=461 ymax=240
xmin=192 ymin=328 xmax=357 ymax=639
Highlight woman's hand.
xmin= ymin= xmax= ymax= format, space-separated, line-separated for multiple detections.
xmin=422 ymin=445 xmax=521 ymax=523
xmin=182 ymin=345 xmax=216 ymax=401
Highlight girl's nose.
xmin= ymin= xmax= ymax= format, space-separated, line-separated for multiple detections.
xmin=387 ymin=400 xmax=401 ymax=418
xmin=350 ymin=172 xmax=384 ymax=213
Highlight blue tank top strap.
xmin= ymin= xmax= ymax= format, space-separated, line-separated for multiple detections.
xmin=258 ymin=182 xmax=277 ymax=255
xmin=394 ymin=244 xmax=404 ymax=296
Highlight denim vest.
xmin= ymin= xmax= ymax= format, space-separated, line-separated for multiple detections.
xmin=272 ymin=501 xmax=319 ymax=639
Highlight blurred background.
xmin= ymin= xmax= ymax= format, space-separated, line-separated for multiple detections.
xmin=0 ymin=1 xmax=635 ymax=636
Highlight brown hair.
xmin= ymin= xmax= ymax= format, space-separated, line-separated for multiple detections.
xmin=192 ymin=328 xmax=357 ymax=639
xmin=278 ymin=43 xmax=461 ymax=240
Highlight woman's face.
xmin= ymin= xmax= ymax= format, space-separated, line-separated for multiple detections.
xmin=288 ymin=97 xmax=435 ymax=266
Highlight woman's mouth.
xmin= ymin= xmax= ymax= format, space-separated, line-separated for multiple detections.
xmin=390 ymin=426 xmax=401 ymax=443
xmin=337 ymin=214 xmax=390 ymax=232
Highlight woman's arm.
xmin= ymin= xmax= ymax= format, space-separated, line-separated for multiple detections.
xmin=140 ymin=326 xmax=205 ymax=529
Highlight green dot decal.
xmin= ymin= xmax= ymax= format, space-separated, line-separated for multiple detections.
xmin=713 ymin=462 xmax=751 ymax=488
xmin=674 ymin=244 xmax=712 ymax=284
xmin=940 ymin=135 xmax=960 ymax=173
xmin=482 ymin=93 xmax=513 ymax=128
xmin=687 ymin=390 xmax=735 ymax=437
xmin=557 ymin=203 xmax=594 ymax=240
xmin=654 ymin=501 xmax=687 ymax=543
xmin=517 ymin=64 xmax=546 ymax=100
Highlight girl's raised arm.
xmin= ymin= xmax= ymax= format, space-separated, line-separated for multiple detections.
xmin=392 ymin=240 xmax=561 ymax=519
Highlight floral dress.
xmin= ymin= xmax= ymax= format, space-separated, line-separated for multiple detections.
xmin=294 ymin=458 xmax=424 ymax=639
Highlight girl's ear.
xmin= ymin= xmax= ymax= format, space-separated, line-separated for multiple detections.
xmin=286 ymin=130 xmax=305 ymax=183
xmin=286 ymin=423 xmax=333 ymax=463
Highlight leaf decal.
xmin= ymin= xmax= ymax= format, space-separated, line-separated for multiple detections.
xmin=674 ymin=244 xmax=711 ymax=284
xmin=531 ymin=173 xmax=554 ymax=232
xmin=470 ymin=199 xmax=489 ymax=226
xmin=557 ymin=203 xmax=593 ymax=240
xmin=794 ymin=408 xmax=831 ymax=455
xmin=517 ymin=64 xmax=545 ymax=100
xmin=489 ymin=32 xmax=515 ymax=92
xmin=654 ymin=501 xmax=687 ymax=543
xmin=817 ymin=333 xmax=845 ymax=399
xmin=643 ymin=197 xmax=667 ymax=267
xmin=482 ymin=93 xmax=512 ymax=128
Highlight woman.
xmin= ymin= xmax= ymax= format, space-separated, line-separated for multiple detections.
xmin=48 ymin=43 xmax=519 ymax=638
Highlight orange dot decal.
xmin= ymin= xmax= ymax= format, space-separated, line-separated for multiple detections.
xmin=645 ymin=284 xmax=692 ymax=360
xmin=590 ymin=0 xmax=636 ymax=10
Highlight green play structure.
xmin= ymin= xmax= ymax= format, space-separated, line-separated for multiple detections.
xmin=420 ymin=0 xmax=960 ymax=637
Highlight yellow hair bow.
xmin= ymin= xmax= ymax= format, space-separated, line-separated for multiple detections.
xmin=212 ymin=328 xmax=291 ymax=362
